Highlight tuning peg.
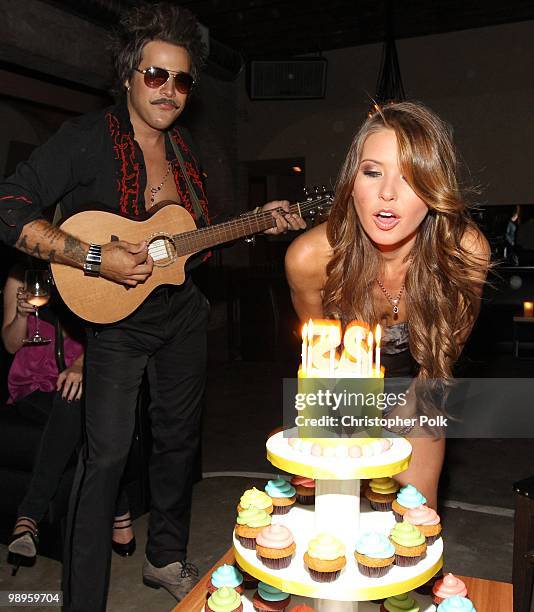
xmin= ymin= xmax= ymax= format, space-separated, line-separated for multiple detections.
xmin=322 ymin=185 xmax=327 ymax=192
xmin=303 ymin=186 xmax=309 ymax=195
xmin=313 ymin=185 xmax=319 ymax=193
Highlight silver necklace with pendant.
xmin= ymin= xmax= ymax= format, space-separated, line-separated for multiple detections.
xmin=149 ymin=161 xmax=172 ymax=205
xmin=376 ymin=278 xmax=405 ymax=319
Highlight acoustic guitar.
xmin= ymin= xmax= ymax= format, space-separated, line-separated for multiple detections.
xmin=51 ymin=190 xmax=332 ymax=324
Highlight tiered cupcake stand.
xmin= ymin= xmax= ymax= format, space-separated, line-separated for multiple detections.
xmin=231 ymin=428 xmax=443 ymax=611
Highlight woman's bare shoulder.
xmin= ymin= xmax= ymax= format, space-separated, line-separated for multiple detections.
xmin=286 ymin=223 xmax=331 ymax=274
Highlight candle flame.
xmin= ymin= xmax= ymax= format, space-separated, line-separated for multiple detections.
xmin=375 ymin=324 xmax=381 ymax=345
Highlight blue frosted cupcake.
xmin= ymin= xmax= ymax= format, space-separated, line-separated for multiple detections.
xmin=252 ymin=581 xmax=291 ymax=611
xmin=354 ymin=532 xmax=395 ymax=577
xmin=206 ymin=564 xmax=244 ymax=595
xmin=391 ymin=484 xmax=427 ymax=522
xmin=265 ymin=478 xmax=296 ymax=515
xmin=437 ymin=595 xmax=476 ymax=611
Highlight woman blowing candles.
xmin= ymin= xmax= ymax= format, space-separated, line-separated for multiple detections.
xmin=285 ymin=101 xmax=490 ymax=509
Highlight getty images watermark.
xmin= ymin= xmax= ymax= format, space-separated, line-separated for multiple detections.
xmin=282 ymin=377 xmax=534 ymax=438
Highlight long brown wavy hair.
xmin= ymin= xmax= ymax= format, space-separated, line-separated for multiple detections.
xmin=323 ymin=101 xmax=487 ymax=379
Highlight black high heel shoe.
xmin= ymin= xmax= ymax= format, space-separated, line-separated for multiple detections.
xmin=111 ymin=515 xmax=136 ymax=557
xmin=8 ymin=517 xmax=38 ymax=576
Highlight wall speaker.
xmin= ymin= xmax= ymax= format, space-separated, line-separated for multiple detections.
xmin=247 ymin=58 xmax=327 ymax=100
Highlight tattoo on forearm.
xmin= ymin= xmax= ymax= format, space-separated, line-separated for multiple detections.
xmin=63 ymin=235 xmax=86 ymax=264
xmin=41 ymin=223 xmax=64 ymax=243
xmin=16 ymin=233 xmax=29 ymax=253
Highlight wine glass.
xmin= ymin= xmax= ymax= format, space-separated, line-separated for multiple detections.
xmin=22 ymin=270 xmax=52 ymax=345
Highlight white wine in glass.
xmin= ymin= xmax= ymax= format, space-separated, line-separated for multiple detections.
xmin=23 ymin=270 xmax=52 ymax=345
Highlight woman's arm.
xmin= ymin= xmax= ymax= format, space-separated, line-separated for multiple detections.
xmin=1 ymin=266 xmax=34 ymax=354
xmin=56 ymin=352 xmax=84 ymax=401
xmin=285 ymin=223 xmax=331 ymax=321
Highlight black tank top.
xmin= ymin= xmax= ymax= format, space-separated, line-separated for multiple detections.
xmin=381 ymin=322 xmax=419 ymax=378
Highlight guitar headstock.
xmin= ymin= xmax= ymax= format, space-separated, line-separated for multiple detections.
xmin=299 ymin=185 xmax=334 ymax=219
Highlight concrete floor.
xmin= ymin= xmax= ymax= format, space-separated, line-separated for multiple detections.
xmin=0 ymin=325 xmax=528 ymax=611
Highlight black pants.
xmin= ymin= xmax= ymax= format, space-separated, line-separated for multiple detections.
xmin=14 ymin=387 xmax=129 ymax=526
xmin=62 ymin=280 xmax=208 ymax=612
xmin=15 ymin=390 xmax=82 ymax=522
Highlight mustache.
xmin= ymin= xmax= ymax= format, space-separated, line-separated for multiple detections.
xmin=151 ymin=99 xmax=178 ymax=108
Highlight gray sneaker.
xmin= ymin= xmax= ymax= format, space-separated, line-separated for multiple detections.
xmin=142 ymin=556 xmax=199 ymax=601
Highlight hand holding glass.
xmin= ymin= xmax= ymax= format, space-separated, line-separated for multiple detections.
xmin=23 ymin=270 xmax=51 ymax=345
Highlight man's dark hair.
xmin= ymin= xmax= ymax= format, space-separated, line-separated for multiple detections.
xmin=110 ymin=1 xmax=207 ymax=95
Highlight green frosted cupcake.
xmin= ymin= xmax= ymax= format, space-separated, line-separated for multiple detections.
xmin=390 ymin=520 xmax=427 ymax=567
xmin=380 ymin=592 xmax=420 ymax=611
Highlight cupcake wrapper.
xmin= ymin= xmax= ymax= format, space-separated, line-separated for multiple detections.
xmin=271 ymin=504 xmax=292 ymax=515
xmin=296 ymin=494 xmax=315 ymax=505
xmin=369 ymin=500 xmax=393 ymax=512
xmin=393 ymin=510 xmax=405 ymax=522
xmin=394 ymin=553 xmax=425 ymax=567
xmin=258 ymin=555 xmax=292 ymax=569
xmin=237 ymin=535 xmax=257 ymax=550
xmin=357 ymin=562 xmax=392 ymax=578
xmin=206 ymin=603 xmax=243 ymax=612
xmin=425 ymin=533 xmax=441 ymax=545
xmin=308 ymin=569 xmax=341 ymax=582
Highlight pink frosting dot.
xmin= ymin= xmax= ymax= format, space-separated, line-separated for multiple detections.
xmin=349 ymin=444 xmax=362 ymax=458
xmin=311 ymin=443 xmax=323 ymax=457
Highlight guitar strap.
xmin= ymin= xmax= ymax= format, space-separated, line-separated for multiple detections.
xmin=167 ymin=131 xmax=208 ymax=226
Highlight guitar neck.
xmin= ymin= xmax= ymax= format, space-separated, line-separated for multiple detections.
xmin=172 ymin=201 xmax=309 ymax=256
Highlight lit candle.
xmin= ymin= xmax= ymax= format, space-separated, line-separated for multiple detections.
xmin=307 ymin=319 xmax=314 ymax=372
xmin=524 ymin=302 xmax=534 ymax=317
xmin=375 ymin=324 xmax=381 ymax=377
xmin=301 ymin=322 xmax=308 ymax=373
xmin=367 ymin=330 xmax=374 ymax=377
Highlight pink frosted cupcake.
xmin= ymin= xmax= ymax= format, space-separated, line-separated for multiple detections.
xmin=404 ymin=505 xmax=442 ymax=544
xmin=256 ymin=524 xmax=296 ymax=569
xmin=290 ymin=476 xmax=315 ymax=505
xmin=432 ymin=573 xmax=468 ymax=605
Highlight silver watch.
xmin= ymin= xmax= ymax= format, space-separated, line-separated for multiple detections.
xmin=83 ymin=243 xmax=102 ymax=276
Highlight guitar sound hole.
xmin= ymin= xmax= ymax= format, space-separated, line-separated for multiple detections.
xmin=147 ymin=235 xmax=177 ymax=267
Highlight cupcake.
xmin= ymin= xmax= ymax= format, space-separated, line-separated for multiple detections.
xmin=289 ymin=607 xmax=315 ymax=611
xmin=404 ymin=505 xmax=442 ymax=544
xmin=391 ymin=485 xmax=427 ymax=522
xmin=205 ymin=587 xmax=243 ymax=612
xmin=354 ymin=532 xmax=395 ymax=578
xmin=365 ymin=477 xmax=400 ymax=511
xmin=235 ymin=564 xmax=259 ymax=589
xmin=303 ymin=533 xmax=346 ymax=582
xmin=265 ymin=478 xmax=297 ymax=515
xmin=389 ymin=520 xmax=427 ymax=567
xmin=256 ymin=524 xmax=296 ymax=569
xmin=290 ymin=476 xmax=316 ymax=505
xmin=234 ymin=507 xmax=271 ymax=550
xmin=252 ymin=581 xmax=291 ymax=611
xmin=238 ymin=487 xmax=273 ymax=515
xmin=437 ymin=595 xmax=476 ymax=611
xmin=432 ymin=574 xmax=468 ymax=605
xmin=206 ymin=564 xmax=244 ymax=595
xmin=380 ymin=593 xmax=420 ymax=611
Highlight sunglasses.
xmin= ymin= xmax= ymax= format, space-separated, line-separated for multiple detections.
xmin=134 ymin=66 xmax=195 ymax=95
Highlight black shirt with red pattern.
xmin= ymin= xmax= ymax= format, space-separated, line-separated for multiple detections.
xmin=0 ymin=98 xmax=210 ymax=249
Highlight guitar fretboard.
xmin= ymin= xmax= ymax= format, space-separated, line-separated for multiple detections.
xmin=171 ymin=198 xmax=329 ymax=256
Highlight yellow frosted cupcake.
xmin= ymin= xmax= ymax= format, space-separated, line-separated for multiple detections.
xmin=303 ymin=533 xmax=346 ymax=582
xmin=237 ymin=487 xmax=273 ymax=515
xmin=365 ymin=477 xmax=400 ymax=512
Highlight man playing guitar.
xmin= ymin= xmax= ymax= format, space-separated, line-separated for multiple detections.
xmin=0 ymin=3 xmax=305 ymax=610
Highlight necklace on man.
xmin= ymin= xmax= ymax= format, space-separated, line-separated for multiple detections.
xmin=376 ymin=278 xmax=405 ymax=319
xmin=149 ymin=161 xmax=172 ymax=205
